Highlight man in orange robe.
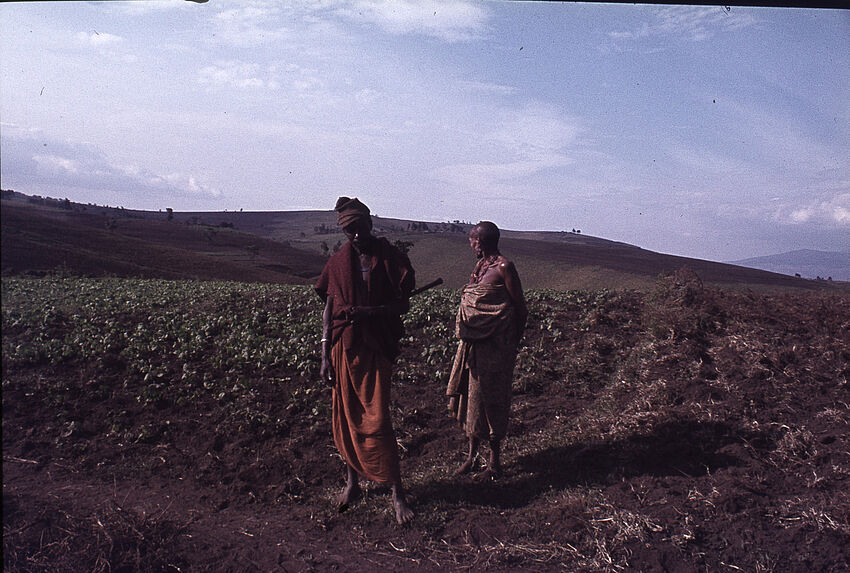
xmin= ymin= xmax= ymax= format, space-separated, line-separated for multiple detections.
xmin=315 ymin=197 xmax=415 ymax=524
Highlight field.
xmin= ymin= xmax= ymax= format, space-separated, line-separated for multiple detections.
xmin=3 ymin=272 xmax=849 ymax=572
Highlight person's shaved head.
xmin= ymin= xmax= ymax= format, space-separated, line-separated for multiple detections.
xmin=472 ymin=221 xmax=500 ymax=250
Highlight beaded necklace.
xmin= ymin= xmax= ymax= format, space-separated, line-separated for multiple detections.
xmin=471 ymin=253 xmax=500 ymax=284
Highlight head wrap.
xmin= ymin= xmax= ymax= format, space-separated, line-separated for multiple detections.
xmin=335 ymin=196 xmax=371 ymax=228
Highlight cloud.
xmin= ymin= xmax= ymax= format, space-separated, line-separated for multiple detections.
xmin=1 ymin=132 xmax=219 ymax=201
xmin=76 ymin=31 xmax=124 ymax=46
xmin=610 ymin=6 xmax=757 ymax=43
xmin=198 ymin=60 xmax=279 ymax=90
xmin=118 ymin=0 xmax=191 ymax=15
xmin=202 ymin=0 xmax=489 ymax=51
xmin=458 ymin=80 xmax=516 ymax=96
xmin=433 ymin=103 xmax=580 ymax=192
xmin=789 ymin=208 xmax=814 ymax=223
xmin=489 ymin=103 xmax=581 ymax=163
xmin=665 ymin=143 xmax=751 ymax=177
xmin=775 ymin=193 xmax=850 ymax=227
xmin=212 ymin=3 xmax=291 ymax=47
xmin=354 ymin=88 xmax=381 ymax=105
xmin=332 ymin=0 xmax=489 ymax=42
xmin=32 ymin=154 xmax=79 ymax=174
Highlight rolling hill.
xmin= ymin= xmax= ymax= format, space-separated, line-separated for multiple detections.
xmin=730 ymin=249 xmax=850 ymax=282
xmin=2 ymin=190 xmax=846 ymax=292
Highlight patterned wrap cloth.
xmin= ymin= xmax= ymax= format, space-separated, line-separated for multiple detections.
xmin=446 ymin=282 xmax=519 ymax=441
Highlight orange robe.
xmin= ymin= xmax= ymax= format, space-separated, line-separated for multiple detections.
xmin=330 ymin=339 xmax=400 ymax=483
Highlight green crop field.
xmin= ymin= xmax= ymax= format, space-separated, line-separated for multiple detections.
xmin=3 ymin=275 xmax=849 ymax=572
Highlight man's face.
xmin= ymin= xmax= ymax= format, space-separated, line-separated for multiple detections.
xmin=343 ymin=218 xmax=373 ymax=251
xmin=469 ymin=229 xmax=483 ymax=259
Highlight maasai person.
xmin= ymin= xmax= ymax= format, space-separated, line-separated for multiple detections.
xmin=447 ymin=221 xmax=527 ymax=480
xmin=315 ymin=196 xmax=416 ymax=524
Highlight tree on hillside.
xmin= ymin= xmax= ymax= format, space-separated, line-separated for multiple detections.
xmin=393 ymin=240 xmax=414 ymax=255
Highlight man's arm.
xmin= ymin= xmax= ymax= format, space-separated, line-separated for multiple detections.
xmin=345 ymin=298 xmax=408 ymax=322
xmin=346 ymin=246 xmax=412 ymax=321
xmin=320 ymin=296 xmax=335 ymax=384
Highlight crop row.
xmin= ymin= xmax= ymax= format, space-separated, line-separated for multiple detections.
xmin=2 ymin=278 xmax=615 ymax=413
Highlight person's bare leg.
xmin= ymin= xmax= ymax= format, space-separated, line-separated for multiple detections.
xmin=391 ymin=482 xmax=414 ymax=524
xmin=337 ymin=464 xmax=361 ymax=512
xmin=477 ymin=438 xmax=503 ymax=480
xmin=455 ymin=436 xmax=479 ymax=475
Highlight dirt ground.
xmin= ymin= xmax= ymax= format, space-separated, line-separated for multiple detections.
xmin=4 ymin=273 xmax=850 ymax=572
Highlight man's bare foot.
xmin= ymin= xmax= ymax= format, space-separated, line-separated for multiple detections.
xmin=454 ymin=457 xmax=475 ymax=475
xmin=474 ymin=467 xmax=502 ymax=482
xmin=337 ymin=481 xmax=361 ymax=512
xmin=392 ymin=489 xmax=414 ymax=525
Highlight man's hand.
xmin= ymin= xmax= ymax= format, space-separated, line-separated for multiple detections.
xmin=320 ymin=357 xmax=335 ymax=385
xmin=345 ymin=305 xmax=386 ymax=323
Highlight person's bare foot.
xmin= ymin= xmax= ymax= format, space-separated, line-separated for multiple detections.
xmin=392 ymin=486 xmax=414 ymax=525
xmin=454 ymin=457 xmax=475 ymax=475
xmin=474 ymin=467 xmax=502 ymax=482
xmin=337 ymin=480 xmax=361 ymax=512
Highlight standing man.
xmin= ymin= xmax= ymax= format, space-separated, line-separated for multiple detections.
xmin=447 ymin=221 xmax=527 ymax=480
xmin=315 ymin=196 xmax=416 ymax=524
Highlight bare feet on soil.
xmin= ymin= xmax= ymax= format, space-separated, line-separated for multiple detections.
xmin=336 ymin=481 xmax=361 ymax=512
xmin=392 ymin=486 xmax=414 ymax=525
xmin=337 ymin=465 xmax=361 ymax=512
xmin=473 ymin=467 xmax=502 ymax=482
xmin=454 ymin=457 xmax=476 ymax=475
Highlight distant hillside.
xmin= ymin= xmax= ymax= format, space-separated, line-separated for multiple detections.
xmin=2 ymin=190 xmax=846 ymax=292
xmin=730 ymin=249 xmax=850 ymax=282
xmin=1 ymin=198 xmax=326 ymax=284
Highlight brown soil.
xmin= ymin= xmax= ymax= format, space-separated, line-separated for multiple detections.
xmin=4 ymin=270 xmax=849 ymax=572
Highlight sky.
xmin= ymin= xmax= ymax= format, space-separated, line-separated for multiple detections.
xmin=1 ymin=1 xmax=848 ymax=263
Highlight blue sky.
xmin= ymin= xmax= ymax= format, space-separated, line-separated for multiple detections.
xmin=1 ymin=1 xmax=847 ymax=262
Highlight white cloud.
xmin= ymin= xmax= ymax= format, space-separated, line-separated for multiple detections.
xmin=775 ymin=193 xmax=850 ymax=227
xmin=33 ymin=154 xmax=79 ymax=173
xmin=334 ymin=0 xmax=489 ymax=42
xmin=198 ymin=60 xmax=277 ymax=90
xmin=459 ymin=80 xmax=517 ymax=96
xmin=117 ymin=0 xmax=189 ymax=15
xmin=665 ymin=143 xmax=750 ymax=176
xmin=2 ymin=133 xmax=219 ymax=201
xmin=76 ymin=31 xmax=124 ymax=46
xmin=490 ymin=103 xmax=581 ymax=163
xmin=610 ymin=6 xmax=757 ymax=43
xmin=355 ymin=88 xmax=381 ymax=105
xmin=833 ymin=206 xmax=850 ymax=224
xmin=789 ymin=208 xmax=814 ymax=223
xmin=213 ymin=3 xmax=291 ymax=47
xmin=433 ymin=103 xmax=580 ymax=193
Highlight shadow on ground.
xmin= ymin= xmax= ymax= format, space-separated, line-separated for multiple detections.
xmin=416 ymin=420 xmax=770 ymax=509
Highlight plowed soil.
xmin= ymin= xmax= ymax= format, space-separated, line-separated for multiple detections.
xmin=4 ymin=271 xmax=850 ymax=572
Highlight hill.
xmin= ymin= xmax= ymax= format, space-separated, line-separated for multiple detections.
xmin=1 ymin=197 xmax=326 ymax=284
xmin=2 ymin=190 xmax=846 ymax=292
xmin=731 ymin=249 xmax=850 ymax=282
